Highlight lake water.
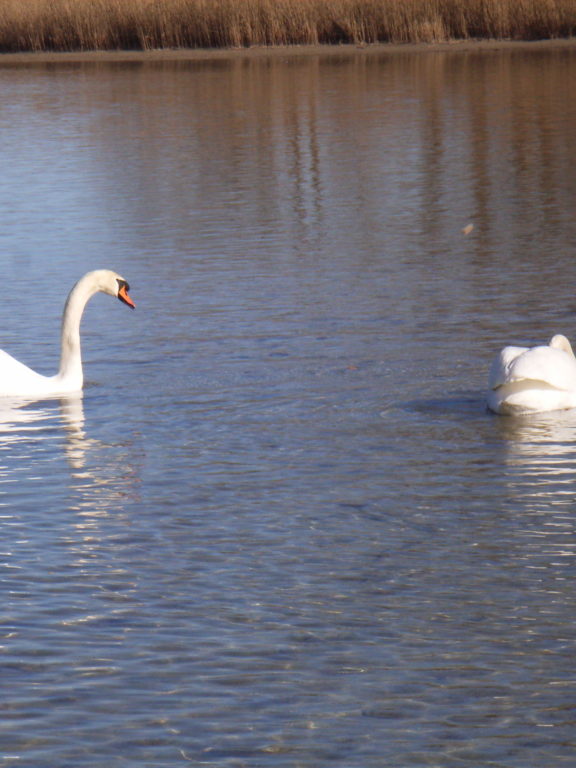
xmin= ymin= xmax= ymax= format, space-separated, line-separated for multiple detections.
xmin=1 ymin=43 xmax=576 ymax=767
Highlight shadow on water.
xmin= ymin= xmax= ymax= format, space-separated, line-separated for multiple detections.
xmin=400 ymin=396 xmax=576 ymax=494
xmin=401 ymin=390 xmax=486 ymax=422
xmin=404 ymin=392 xmax=576 ymax=442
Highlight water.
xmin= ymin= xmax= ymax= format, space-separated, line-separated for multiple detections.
xmin=0 ymin=43 xmax=576 ymax=767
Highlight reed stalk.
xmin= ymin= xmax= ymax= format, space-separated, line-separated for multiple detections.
xmin=0 ymin=0 xmax=573 ymax=53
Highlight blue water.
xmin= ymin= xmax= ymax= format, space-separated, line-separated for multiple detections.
xmin=1 ymin=44 xmax=576 ymax=767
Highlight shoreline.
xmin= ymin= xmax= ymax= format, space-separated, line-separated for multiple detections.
xmin=0 ymin=37 xmax=575 ymax=65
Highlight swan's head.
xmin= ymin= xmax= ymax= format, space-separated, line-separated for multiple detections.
xmin=87 ymin=269 xmax=135 ymax=309
xmin=116 ymin=278 xmax=135 ymax=309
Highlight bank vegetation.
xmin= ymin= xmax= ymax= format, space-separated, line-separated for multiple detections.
xmin=0 ymin=0 xmax=574 ymax=53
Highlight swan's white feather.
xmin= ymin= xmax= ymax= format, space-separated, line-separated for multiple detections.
xmin=488 ymin=334 xmax=576 ymax=415
xmin=0 ymin=350 xmax=57 ymax=397
xmin=0 ymin=270 xmax=133 ymax=399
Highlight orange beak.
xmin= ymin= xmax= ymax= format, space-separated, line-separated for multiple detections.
xmin=118 ymin=283 xmax=136 ymax=309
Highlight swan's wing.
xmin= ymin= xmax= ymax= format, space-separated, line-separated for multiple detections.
xmin=0 ymin=349 xmax=49 ymax=395
xmin=0 ymin=349 xmax=38 ymax=376
xmin=488 ymin=346 xmax=528 ymax=390
xmin=490 ymin=344 xmax=576 ymax=392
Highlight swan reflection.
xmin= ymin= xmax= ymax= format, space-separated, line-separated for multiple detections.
xmin=0 ymin=394 xmax=86 ymax=462
xmin=496 ymin=410 xmax=576 ymax=507
xmin=497 ymin=409 xmax=576 ymax=455
xmin=0 ymin=395 xmax=140 ymax=610
xmin=0 ymin=394 xmax=138 ymax=513
xmin=0 ymin=397 xmax=62 ymax=430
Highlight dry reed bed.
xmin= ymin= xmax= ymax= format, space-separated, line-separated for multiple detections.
xmin=0 ymin=0 xmax=574 ymax=52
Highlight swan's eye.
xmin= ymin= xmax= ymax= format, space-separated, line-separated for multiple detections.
xmin=117 ymin=279 xmax=130 ymax=292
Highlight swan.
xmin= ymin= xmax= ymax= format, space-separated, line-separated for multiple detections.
xmin=487 ymin=334 xmax=576 ymax=415
xmin=0 ymin=269 xmax=135 ymax=398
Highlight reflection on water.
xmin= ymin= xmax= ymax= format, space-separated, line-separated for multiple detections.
xmin=0 ymin=395 xmax=85 ymax=463
xmin=0 ymin=394 xmax=139 ymax=522
xmin=497 ymin=410 xmax=576 ymax=512
xmin=497 ymin=409 xmax=576 ymax=456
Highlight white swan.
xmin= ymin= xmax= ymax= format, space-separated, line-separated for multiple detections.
xmin=487 ymin=334 xmax=576 ymax=415
xmin=0 ymin=269 xmax=135 ymax=398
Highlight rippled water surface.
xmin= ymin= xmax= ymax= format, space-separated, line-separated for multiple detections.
xmin=1 ymin=44 xmax=576 ymax=767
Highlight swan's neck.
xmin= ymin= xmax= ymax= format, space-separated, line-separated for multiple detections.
xmin=57 ymin=275 xmax=100 ymax=388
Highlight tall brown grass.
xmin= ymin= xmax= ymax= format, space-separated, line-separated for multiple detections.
xmin=0 ymin=0 xmax=574 ymax=53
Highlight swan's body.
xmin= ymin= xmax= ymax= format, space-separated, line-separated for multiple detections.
xmin=0 ymin=270 xmax=134 ymax=398
xmin=488 ymin=334 xmax=576 ymax=415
